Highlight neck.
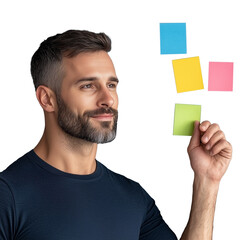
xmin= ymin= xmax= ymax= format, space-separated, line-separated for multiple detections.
xmin=34 ymin=126 xmax=98 ymax=175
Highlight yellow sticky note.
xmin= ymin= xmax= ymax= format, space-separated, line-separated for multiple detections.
xmin=172 ymin=57 xmax=204 ymax=93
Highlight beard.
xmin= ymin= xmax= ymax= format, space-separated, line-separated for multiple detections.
xmin=56 ymin=96 xmax=118 ymax=144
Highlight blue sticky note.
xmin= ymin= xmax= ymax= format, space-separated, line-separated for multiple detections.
xmin=160 ymin=23 xmax=187 ymax=54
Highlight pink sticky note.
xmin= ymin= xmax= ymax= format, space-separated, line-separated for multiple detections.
xmin=208 ymin=62 xmax=234 ymax=91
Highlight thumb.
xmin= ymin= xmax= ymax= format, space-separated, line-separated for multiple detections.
xmin=188 ymin=121 xmax=201 ymax=152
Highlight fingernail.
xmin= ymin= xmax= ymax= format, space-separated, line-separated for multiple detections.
xmin=202 ymin=136 xmax=208 ymax=143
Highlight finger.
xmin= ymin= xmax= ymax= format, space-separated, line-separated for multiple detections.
xmin=199 ymin=120 xmax=211 ymax=133
xmin=210 ymin=139 xmax=232 ymax=158
xmin=188 ymin=121 xmax=201 ymax=152
xmin=201 ymin=123 xmax=220 ymax=144
xmin=205 ymin=130 xmax=226 ymax=151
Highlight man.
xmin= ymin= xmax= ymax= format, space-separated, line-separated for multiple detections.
xmin=0 ymin=30 xmax=232 ymax=239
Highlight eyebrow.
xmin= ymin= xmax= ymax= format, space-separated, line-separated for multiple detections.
xmin=74 ymin=77 xmax=119 ymax=85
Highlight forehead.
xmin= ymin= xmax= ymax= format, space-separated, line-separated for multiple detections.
xmin=62 ymin=51 xmax=117 ymax=83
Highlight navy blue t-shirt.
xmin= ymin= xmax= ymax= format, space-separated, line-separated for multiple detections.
xmin=0 ymin=150 xmax=177 ymax=240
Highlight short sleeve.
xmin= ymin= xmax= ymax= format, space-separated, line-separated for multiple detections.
xmin=139 ymin=186 xmax=177 ymax=240
xmin=0 ymin=178 xmax=16 ymax=240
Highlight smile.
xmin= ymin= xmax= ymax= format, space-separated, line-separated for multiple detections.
xmin=91 ymin=114 xmax=114 ymax=121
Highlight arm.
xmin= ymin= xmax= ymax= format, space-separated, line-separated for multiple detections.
xmin=0 ymin=178 xmax=16 ymax=240
xmin=180 ymin=121 xmax=232 ymax=240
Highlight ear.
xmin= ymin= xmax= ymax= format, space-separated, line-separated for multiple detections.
xmin=36 ymin=85 xmax=57 ymax=113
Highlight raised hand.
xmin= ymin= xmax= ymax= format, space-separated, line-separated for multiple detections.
xmin=187 ymin=120 xmax=232 ymax=183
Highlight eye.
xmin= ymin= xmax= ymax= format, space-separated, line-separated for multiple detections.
xmin=108 ymin=83 xmax=117 ymax=89
xmin=81 ymin=84 xmax=93 ymax=89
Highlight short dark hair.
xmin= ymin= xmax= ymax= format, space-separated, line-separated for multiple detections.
xmin=31 ymin=30 xmax=112 ymax=95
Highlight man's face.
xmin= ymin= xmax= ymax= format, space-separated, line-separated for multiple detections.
xmin=56 ymin=51 xmax=119 ymax=144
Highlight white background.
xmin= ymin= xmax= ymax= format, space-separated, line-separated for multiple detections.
xmin=0 ymin=0 xmax=239 ymax=238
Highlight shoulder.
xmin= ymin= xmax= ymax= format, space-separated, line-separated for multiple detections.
xmin=99 ymin=161 xmax=149 ymax=200
xmin=0 ymin=177 xmax=14 ymax=200
xmin=0 ymin=152 xmax=34 ymax=238
xmin=100 ymin=161 xmax=140 ymax=186
xmin=0 ymin=150 xmax=35 ymax=191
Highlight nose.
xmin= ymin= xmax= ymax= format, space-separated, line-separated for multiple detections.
xmin=96 ymin=87 xmax=114 ymax=109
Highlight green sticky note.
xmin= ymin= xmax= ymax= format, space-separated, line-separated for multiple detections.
xmin=173 ymin=104 xmax=201 ymax=136
xmin=172 ymin=57 xmax=204 ymax=93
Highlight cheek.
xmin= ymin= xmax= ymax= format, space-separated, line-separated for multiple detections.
xmin=74 ymin=95 xmax=98 ymax=115
xmin=113 ymin=93 xmax=119 ymax=109
xmin=61 ymin=93 xmax=87 ymax=116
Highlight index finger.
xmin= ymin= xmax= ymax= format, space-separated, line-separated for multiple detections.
xmin=201 ymin=122 xmax=222 ymax=144
xmin=199 ymin=120 xmax=211 ymax=132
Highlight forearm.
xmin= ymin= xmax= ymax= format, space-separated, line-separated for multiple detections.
xmin=180 ymin=176 xmax=220 ymax=240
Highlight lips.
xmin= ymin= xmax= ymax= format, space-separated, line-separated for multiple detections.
xmin=91 ymin=114 xmax=114 ymax=121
